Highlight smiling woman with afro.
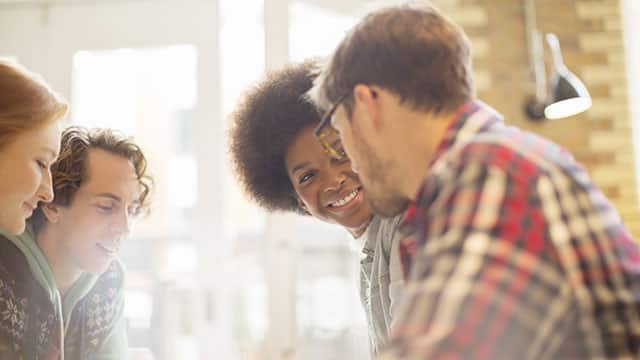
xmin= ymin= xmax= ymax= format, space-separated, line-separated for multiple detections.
xmin=228 ymin=58 xmax=405 ymax=355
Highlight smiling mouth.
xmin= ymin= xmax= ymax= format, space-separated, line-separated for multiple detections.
xmin=23 ymin=202 xmax=36 ymax=215
xmin=96 ymin=243 xmax=118 ymax=256
xmin=328 ymin=187 xmax=362 ymax=208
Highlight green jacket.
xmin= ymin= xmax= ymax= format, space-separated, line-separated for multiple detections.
xmin=0 ymin=226 xmax=127 ymax=359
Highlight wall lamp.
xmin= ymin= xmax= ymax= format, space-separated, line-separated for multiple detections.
xmin=523 ymin=0 xmax=592 ymax=121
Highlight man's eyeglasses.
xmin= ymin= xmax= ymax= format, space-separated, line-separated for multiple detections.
xmin=314 ymin=93 xmax=348 ymax=161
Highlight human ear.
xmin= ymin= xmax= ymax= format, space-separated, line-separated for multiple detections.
xmin=41 ymin=203 xmax=61 ymax=223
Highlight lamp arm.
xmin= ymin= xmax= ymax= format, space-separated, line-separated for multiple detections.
xmin=546 ymin=33 xmax=569 ymax=74
xmin=525 ymin=0 xmax=547 ymax=103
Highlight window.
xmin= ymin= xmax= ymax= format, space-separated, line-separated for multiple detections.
xmin=72 ymin=44 xmax=199 ymax=353
xmin=289 ymin=2 xmax=369 ymax=358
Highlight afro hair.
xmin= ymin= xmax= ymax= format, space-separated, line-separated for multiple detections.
xmin=228 ymin=59 xmax=323 ymax=215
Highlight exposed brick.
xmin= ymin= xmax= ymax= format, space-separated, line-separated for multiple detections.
xmin=613 ymin=118 xmax=634 ymax=131
xmin=610 ymin=85 xmax=628 ymax=99
xmin=605 ymin=18 xmax=622 ymax=31
xmin=576 ymin=2 xmax=621 ymax=20
xmin=592 ymin=168 xmax=637 ymax=186
xmin=447 ymin=7 xmax=489 ymax=27
xmin=615 ymin=205 xmax=640 ymax=218
xmin=588 ymin=117 xmax=614 ymax=131
xmin=607 ymin=52 xmax=627 ymax=65
xmin=469 ymin=37 xmax=490 ymax=58
xmin=579 ymin=32 xmax=624 ymax=51
xmin=563 ymin=51 xmax=609 ymax=67
xmin=601 ymin=186 xmax=620 ymax=199
xmin=589 ymin=131 xmax=633 ymax=150
xmin=586 ymin=84 xmax=611 ymax=98
xmin=574 ymin=150 xmax=616 ymax=166
xmin=582 ymin=67 xmax=626 ymax=85
xmin=617 ymin=152 xmax=639 ymax=166
xmin=439 ymin=0 xmax=638 ymax=234
xmin=587 ymin=99 xmax=629 ymax=118
xmin=474 ymin=69 xmax=492 ymax=91
xmin=432 ymin=0 xmax=463 ymax=6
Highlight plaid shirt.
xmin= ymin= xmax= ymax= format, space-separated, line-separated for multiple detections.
xmin=379 ymin=101 xmax=640 ymax=360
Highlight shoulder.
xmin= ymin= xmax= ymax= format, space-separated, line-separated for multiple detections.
xmin=434 ymin=126 xmax=574 ymax=188
xmin=378 ymin=215 xmax=403 ymax=237
xmin=0 ymin=235 xmax=54 ymax=358
xmin=0 ymin=234 xmax=31 ymax=283
xmin=375 ymin=215 xmax=405 ymax=254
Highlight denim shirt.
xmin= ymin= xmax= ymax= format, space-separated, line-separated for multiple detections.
xmin=358 ymin=214 xmax=405 ymax=356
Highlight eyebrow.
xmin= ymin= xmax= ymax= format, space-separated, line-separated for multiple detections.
xmin=290 ymin=162 xmax=310 ymax=175
xmin=41 ymin=147 xmax=57 ymax=159
xmin=93 ymin=193 xmax=122 ymax=202
xmin=94 ymin=193 xmax=142 ymax=205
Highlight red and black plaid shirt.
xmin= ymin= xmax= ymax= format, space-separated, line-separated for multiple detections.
xmin=379 ymin=101 xmax=640 ymax=359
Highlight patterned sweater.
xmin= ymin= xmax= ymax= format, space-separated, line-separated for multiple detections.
xmin=0 ymin=229 xmax=127 ymax=360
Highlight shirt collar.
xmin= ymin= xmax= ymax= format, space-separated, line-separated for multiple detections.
xmin=399 ymin=100 xmax=504 ymax=231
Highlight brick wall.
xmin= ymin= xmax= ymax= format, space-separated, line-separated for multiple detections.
xmin=434 ymin=0 xmax=640 ymax=238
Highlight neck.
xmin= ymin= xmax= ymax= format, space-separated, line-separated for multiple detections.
xmin=349 ymin=215 xmax=373 ymax=238
xmin=399 ymin=110 xmax=458 ymax=199
xmin=36 ymin=225 xmax=81 ymax=296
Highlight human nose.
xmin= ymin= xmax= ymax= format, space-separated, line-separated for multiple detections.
xmin=324 ymin=171 xmax=347 ymax=193
xmin=36 ymin=169 xmax=54 ymax=203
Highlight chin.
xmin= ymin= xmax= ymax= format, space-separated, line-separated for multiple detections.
xmin=84 ymin=260 xmax=114 ymax=275
xmin=342 ymin=212 xmax=372 ymax=230
xmin=3 ymin=218 xmax=26 ymax=235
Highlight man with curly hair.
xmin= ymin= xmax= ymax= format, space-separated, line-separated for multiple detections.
xmin=229 ymin=59 xmax=404 ymax=355
xmin=0 ymin=126 xmax=153 ymax=360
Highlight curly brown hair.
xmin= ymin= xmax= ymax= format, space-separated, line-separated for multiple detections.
xmin=30 ymin=126 xmax=153 ymax=231
xmin=229 ymin=59 xmax=322 ymax=215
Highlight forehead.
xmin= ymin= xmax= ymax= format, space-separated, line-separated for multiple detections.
xmin=6 ymin=120 xmax=61 ymax=154
xmin=332 ymin=104 xmax=350 ymax=127
xmin=78 ymin=148 xmax=141 ymax=201
xmin=285 ymin=126 xmax=326 ymax=169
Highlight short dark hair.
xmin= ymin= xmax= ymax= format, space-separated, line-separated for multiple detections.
xmin=309 ymin=1 xmax=473 ymax=117
xmin=30 ymin=126 xmax=153 ymax=231
xmin=229 ymin=59 xmax=322 ymax=215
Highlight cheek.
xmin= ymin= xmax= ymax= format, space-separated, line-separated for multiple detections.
xmin=295 ymin=187 xmax=317 ymax=211
xmin=67 ymin=221 xmax=104 ymax=248
xmin=62 ymin=207 xmax=98 ymax=230
xmin=342 ymin=138 xmax=354 ymax=155
xmin=337 ymin=127 xmax=352 ymax=147
xmin=340 ymin=132 xmax=360 ymax=163
xmin=294 ymin=185 xmax=333 ymax=220
xmin=0 ymin=161 xmax=39 ymax=204
xmin=16 ymin=162 xmax=37 ymax=185
xmin=26 ymin=165 xmax=44 ymax=193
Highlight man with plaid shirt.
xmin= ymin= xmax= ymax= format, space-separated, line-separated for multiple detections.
xmin=309 ymin=2 xmax=640 ymax=359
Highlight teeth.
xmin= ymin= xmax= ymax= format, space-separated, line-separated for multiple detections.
xmin=330 ymin=189 xmax=359 ymax=207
